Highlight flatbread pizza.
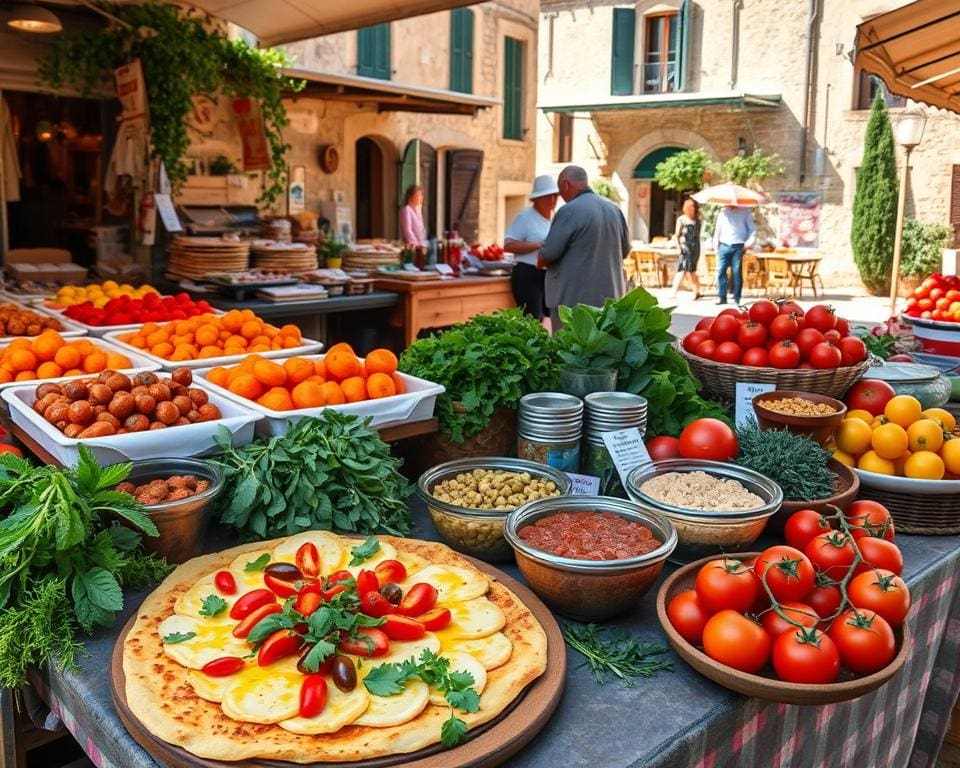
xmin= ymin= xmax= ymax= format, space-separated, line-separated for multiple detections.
xmin=122 ymin=533 xmax=548 ymax=762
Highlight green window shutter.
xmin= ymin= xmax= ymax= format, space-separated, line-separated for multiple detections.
xmin=450 ymin=8 xmax=474 ymax=93
xmin=503 ymin=37 xmax=523 ymax=140
xmin=678 ymin=0 xmax=691 ymax=91
xmin=611 ymin=8 xmax=636 ymax=95
xmin=358 ymin=24 xmax=390 ymax=80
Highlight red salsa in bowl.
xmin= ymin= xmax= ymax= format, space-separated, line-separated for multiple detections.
xmin=518 ymin=510 xmax=660 ymax=560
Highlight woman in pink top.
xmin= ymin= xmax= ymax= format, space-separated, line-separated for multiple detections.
xmin=400 ymin=185 xmax=428 ymax=247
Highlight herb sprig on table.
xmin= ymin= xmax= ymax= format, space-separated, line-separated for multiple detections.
xmin=564 ymin=623 xmax=673 ymax=686
xmin=735 ymin=422 xmax=835 ymax=501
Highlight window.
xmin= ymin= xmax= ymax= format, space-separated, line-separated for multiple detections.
xmin=611 ymin=8 xmax=636 ymax=96
xmin=503 ymin=37 xmax=524 ymax=140
xmin=450 ymin=8 xmax=474 ymax=93
xmin=854 ymin=68 xmax=905 ymax=110
xmin=357 ymin=24 xmax=390 ymax=80
xmin=643 ymin=13 xmax=678 ymax=93
xmin=555 ymin=113 xmax=573 ymax=163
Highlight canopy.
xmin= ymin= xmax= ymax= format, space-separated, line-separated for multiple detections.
xmin=692 ymin=182 xmax=767 ymax=206
xmin=855 ymin=1 xmax=960 ymax=114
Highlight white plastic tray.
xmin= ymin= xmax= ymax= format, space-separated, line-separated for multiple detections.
xmin=2 ymin=381 xmax=261 ymax=466
xmin=102 ymin=330 xmax=324 ymax=370
xmin=853 ymin=468 xmax=960 ymax=495
xmin=0 ymin=298 xmax=88 ymax=341
xmin=31 ymin=304 xmax=224 ymax=338
xmin=195 ymin=353 xmax=444 ymax=436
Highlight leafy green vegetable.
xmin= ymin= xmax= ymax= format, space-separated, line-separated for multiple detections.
xmin=563 ymin=623 xmax=673 ymax=686
xmin=553 ymin=288 xmax=730 ymax=437
xmin=163 ymin=631 xmax=197 ymax=644
xmin=348 ymin=537 xmax=381 ymax=567
xmin=213 ymin=412 xmax=412 ymax=540
xmin=243 ymin=553 xmax=271 ymax=572
xmin=398 ymin=309 xmax=558 ymax=443
xmin=199 ymin=594 xmax=228 ymax=618
xmin=735 ymin=422 xmax=836 ymax=501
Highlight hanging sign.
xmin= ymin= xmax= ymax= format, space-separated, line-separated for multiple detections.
xmin=232 ymin=97 xmax=271 ymax=171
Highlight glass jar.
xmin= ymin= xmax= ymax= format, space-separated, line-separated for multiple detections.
xmin=581 ymin=440 xmax=625 ymax=497
xmin=517 ymin=434 xmax=580 ymax=473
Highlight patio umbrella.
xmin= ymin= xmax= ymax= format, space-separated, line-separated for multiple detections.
xmin=692 ymin=182 xmax=767 ymax=206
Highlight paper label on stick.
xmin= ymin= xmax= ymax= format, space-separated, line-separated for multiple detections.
xmin=735 ymin=382 xmax=776 ymax=427
xmin=564 ymin=472 xmax=601 ymax=496
xmin=601 ymin=428 xmax=651 ymax=489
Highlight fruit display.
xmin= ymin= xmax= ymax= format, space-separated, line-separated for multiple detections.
xmin=665 ymin=504 xmax=909 ymax=685
xmin=116 ymin=310 xmax=305 ymax=362
xmin=204 ymin=344 xmax=404 ymax=411
xmin=0 ymin=302 xmax=63 ymax=337
xmin=0 ymin=332 xmax=132 ymax=383
xmin=63 ymin=292 xmax=216 ymax=327
xmin=902 ymin=273 xmax=960 ymax=324
xmin=468 ymin=242 xmax=507 ymax=261
xmin=681 ymin=301 xmax=867 ymax=370
xmin=46 ymin=280 xmax=160 ymax=309
xmin=30 ymin=368 xmax=222 ymax=438
xmin=833 ymin=392 xmax=960 ymax=479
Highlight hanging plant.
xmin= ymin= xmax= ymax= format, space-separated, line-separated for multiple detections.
xmin=38 ymin=1 xmax=301 ymax=204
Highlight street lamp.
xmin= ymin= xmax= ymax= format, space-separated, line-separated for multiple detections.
xmin=889 ymin=107 xmax=928 ymax=316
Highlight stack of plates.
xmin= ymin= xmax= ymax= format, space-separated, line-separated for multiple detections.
xmin=518 ymin=393 xmax=583 ymax=443
xmin=342 ymin=249 xmax=402 ymax=272
xmin=168 ymin=237 xmax=250 ymax=279
xmin=250 ymin=242 xmax=318 ymax=274
xmin=584 ymin=392 xmax=648 ymax=444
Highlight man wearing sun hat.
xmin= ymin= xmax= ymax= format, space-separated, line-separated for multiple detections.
xmin=503 ymin=174 xmax=560 ymax=320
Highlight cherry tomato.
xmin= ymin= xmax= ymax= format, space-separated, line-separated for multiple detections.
xmin=232 ymin=602 xmax=283 ymax=639
xmin=769 ymin=314 xmax=800 ymax=340
xmin=713 ymin=341 xmax=743 ymax=364
xmin=295 ymin=542 xmax=321 ymax=579
xmin=397 ymin=583 xmax=438 ymax=617
xmin=294 ymin=589 xmax=323 ymax=618
xmin=327 ymin=570 xmax=353 ymax=586
xmin=646 ymin=436 xmax=681 ymax=460
xmin=337 ymin=627 xmax=391 ymax=657
xmin=263 ymin=573 xmax=300 ymax=598
xmin=845 ymin=379 xmax=897 ymax=416
xmin=299 ymin=674 xmax=328 ymax=718
xmin=784 ymin=509 xmax=832 ymax=551
xmin=772 ymin=628 xmax=840 ymax=684
xmin=201 ymin=656 xmax=245 ymax=677
xmin=381 ymin=614 xmax=427 ymax=641
xmin=805 ymin=305 xmax=838 ymax=333
xmin=794 ymin=327 xmax=825 ymax=359
xmin=711 ymin=314 xmax=741 ymax=343
xmin=719 ymin=307 xmax=748 ymax=320
xmin=694 ymin=557 xmax=759 ymax=613
xmin=838 ymin=336 xmax=867 ymax=366
xmin=695 ymin=317 xmax=714 ymax=332
xmin=754 ymin=545 xmax=816 ymax=602
xmin=844 ymin=500 xmax=895 ymax=541
xmin=360 ymin=590 xmax=396 ymax=617
xmin=257 ymin=629 xmax=304 ymax=666
xmin=779 ymin=301 xmax=805 ymax=317
xmin=214 ymin=570 xmax=237 ymax=595
xmin=805 ymin=531 xmax=857 ymax=579
xmin=694 ymin=339 xmax=718 ymax=360
xmin=702 ymin=610 xmax=770 ymax=673
xmin=416 ymin=608 xmax=452 ymax=631
xmin=742 ymin=347 xmax=769 ymax=367
xmin=809 ymin=341 xmax=842 ymax=369
xmin=835 ymin=316 xmax=851 ymax=337
xmin=356 ymin=569 xmax=380 ymax=597
xmin=848 ymin=569 xmax=911 ymax=626
xmin=748 ymin=299 xmax=779 ymax=326
xmin=769 ymin=340 xmax=801 ymax=369
xmin=737 ymin=321 xmax=768 ymax=349
xmin=0 ymin=444 xmax=23 ymax=458
xmin=683 ymin=330 xmax=711 ymax=354
xmin=229 ymin=588 xmax=277 ymax=620
xmin=678 ymin=418 xmax=738 ymax=462
xmin=827 ymin=609 xmax=896 ymax=675
xmin=806 ymin=580 xmax=843 ymax=622
xmin=667 ymin=590 xmax=712 ymax=645
xmin=854 ymin=537 xmax=903 ymax=575
xmin=759 ymin=601 xmax=818 ymax=639
xmin=374 ymin=560 xmax=408 ymax=585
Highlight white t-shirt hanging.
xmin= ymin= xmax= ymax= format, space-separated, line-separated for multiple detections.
xmin=504 ymin=207 xmax=552 ymax=267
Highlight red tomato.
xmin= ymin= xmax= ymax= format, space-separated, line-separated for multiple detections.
xmin=742 ymin=347 xmax=769 ymax=367
xmin=769 ymin=340 xmax=801 ymax=369
xmin=748 ymin=300 xmax=779 ymax=326
xmin=416 ymin=607 xmax=452 ymax=631
xmin=805 ymin=531 xmax=857 ymax=579
xmin=784 ymin=509 xmax=832 ymax=551
xmin=737 ymin=321 xmax=768 ymax=349
xmin=805 ymin=305 xmax=838 ymax=333
xmin=711 ymin=314 xmax=741 ymax=343
xmin=678 ymin=418 xmax=738 ymax=461
xmin=794 ymin=327 xmax=825 ymax=359
xmin=713 ymin=341 xmax=743 ymax=364
xmin=201 ymin=656 xmax=246 ymax=677
xmin=295 ymin=542 xmax=321 ymax=579
xmin=694 ymin=339 xmax=718 ymax=360
xmin=646 ymin=436 xmax=681 ymax=460
xmin=779 ymin=301 xmax=805 ymax=317
xmin=0 ymin=444 xmax=23 ymax=457
xmin=835 ymin=316 xmax=851 ymax=337
xmin=683 ymin=330 xmax=711 ymax=353
xmin=772 ymin=629 xmax=840 ymax=684
xmin=719 ymin=308 xmax=748 ymax=320
xmin=827 ymin=609 xmax=896 ymax=675
xmin=294 ymin=584 xmax=324 ymax=617
xmin=229 ymin=588 xmax=277 ymax=620
xmin=845 ymin=379 xmax=897 ymax=416
xmin=381 ymin=615 xmax=427 ymax=641
xmin=754 ymin=545 xmax=816 ymax=602
xmin=695 ymin=317 xmax=714 ymax=332
xmin=759 ymin=601 xmax=819 ymax=639
xmin=360 ymin=590 xmax=396 ymax=617
xmin=844 ymin=500 xmax=895 ymax=541
xmin=769 ymin=314 xmax=800 ymax=340
xmin=694 ymin=557 xmax=759 ymax=613
xmin=808 ymin=341 xmax=842 ymax=369
xmin=838 ymin=336 xmax=867 ymax=366
xmin=214 ymin=571 xmax=237 ymax=595
xmin=232 ymin=602 xmax=283 ymax=639
xmin=337 ymin=627 xmax=391 ymax=657
xmin=823 ymin=329 xmax=843 ymax=343
xmin=299 ymin=675 xmax=328 ymax=718
xmin=848 ymin=570 xmax=911 ymax=626
xmin=702 ymin=610 xmax=770 ymax=673
xmin=258 ymin=629 xmax=305 ymax=666
xmin=327 ymin=570 xmax=353 ymax=586
xmin=854 ymin=537 xmax=904 ymax=575
xmin=356 ymin=569 xmax=380 ymax=597
xmin=263 ymin=572 xmax=299 ymax=598
xmin=374 ymin=560 xmax=408 ymax=585
xmin=807 ymin=582 xmax=843 ymax=621
xmin=667 ymin=590 xmax=712 ymax=645
xmin=397 ymin=583 xmax=438 ymax=616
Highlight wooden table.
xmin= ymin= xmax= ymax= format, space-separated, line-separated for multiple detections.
xmin=374 ymin=275 xmax=516 ymax=345
xmin=755 ymin=253 xmax=824 ymax=297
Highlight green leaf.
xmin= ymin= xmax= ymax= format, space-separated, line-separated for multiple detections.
xmin=54 ymin=506 xmax=85 ymax=552
xmin=199 ymin=594 xmax=228 ymax=617
xmin=348 ymin=536 xmax=381 ymax=567
xmin=440 ymin=715 xmax=469 ymax=747
xmin=94 ymin=461 xmax=132 ymax=491
xmin=446 ymin=670 xmax=476 ymax=690
xmin=445 ymin=687 xmax=480 ymax=713
xmin=75 ymin=567 xmax=123 ymax=612
xmin=243 ymin=553 xmax=271 ymax=571
xmin=163 ymin=631 xmax=196 ymax=644
xmin=73 ymin=446 xmax=99 ymax=493
xmin=299 ymin=639 xmax=336 ymax=672
xmin=107 ymin=525 xmax=141 ymax=552
xmin=363 ymin=663 xmax=409 ymax=696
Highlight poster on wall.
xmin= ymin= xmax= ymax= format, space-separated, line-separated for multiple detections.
xmin=777 ymin=192 xmax=821 ymax=248
xmin=231 ymin=97 xmax=271 ymax=171
xmin=288 ymin=166 xmax=306 ymax=215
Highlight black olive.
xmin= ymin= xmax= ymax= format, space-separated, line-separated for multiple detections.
xmin=331 ymin=654 xmax=357 ymax=692
xmin=296 ymin=645 xmax=315 ymax=675
xmin=265 ymin=562 xmax=303 ymax=582
xmin=380 ymin=582 xmax=403 ymax=605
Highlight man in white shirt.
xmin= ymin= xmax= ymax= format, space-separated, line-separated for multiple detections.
xmin=712 ymin=205 xmax=757 ymax=305
xmin=504 ymin=175 xmax=559 ymax=319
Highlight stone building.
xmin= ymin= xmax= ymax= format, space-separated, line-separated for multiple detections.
xmin=534 ymin=0 xmax=960 ymax=286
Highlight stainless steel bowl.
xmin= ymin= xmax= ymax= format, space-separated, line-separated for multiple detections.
xmin=504 ymin=496 xmax=677 ymax=620
xmin=417 ymin=457 xmax=573 ymax=561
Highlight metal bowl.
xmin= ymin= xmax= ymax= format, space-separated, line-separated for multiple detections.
xmin=416 ymin=457 xmax=572 ymax=562
xmin=625 ymin=459 xmax=782 ymax=563
xmin=504 ymin=496 xmax=677 ymax=621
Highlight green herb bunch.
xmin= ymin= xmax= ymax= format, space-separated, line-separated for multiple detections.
xmin=563 ymin=623 xmax=673 ymax=686
xmin=553 ymin=287 xmax=729 ymax=437
xmin=213 ymin=411 xmax=413 ymax=540
xmin=0 ymin=448 xmax=172 ymax=687
xmin=398 ymin=309 xmax=558 ymax=443
xmin=735 ymin=422 xmax=836 ymax=501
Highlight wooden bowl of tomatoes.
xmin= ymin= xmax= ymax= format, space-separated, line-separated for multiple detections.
xmin=656 ymin=551 xmax=909 ymax=705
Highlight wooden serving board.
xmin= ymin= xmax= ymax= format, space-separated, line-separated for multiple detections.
xmin=110 ymin=556 xmax=565 ymax=768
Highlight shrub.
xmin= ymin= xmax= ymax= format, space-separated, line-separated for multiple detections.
xmin=900 ymin=219 xmax=952 ymax=278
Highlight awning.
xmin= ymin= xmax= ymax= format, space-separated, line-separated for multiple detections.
xmin=282 ymin=68 xmax=499 ymax=115
xmin=180 ymin=0 xmax=476 ymax=46
xmin=855 ymin=1 xmax=960 ymax=113
xmin=538 ymin=93 xmax=782 ymax=114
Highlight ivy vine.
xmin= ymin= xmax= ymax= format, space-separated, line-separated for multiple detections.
xmin=38 ymin=1 xmax=301 ymax=204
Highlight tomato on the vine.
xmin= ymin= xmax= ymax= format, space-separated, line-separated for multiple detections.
xmin=694 ymin=557 xmax=759 ymax=613
xmin=805 ymin=531 xmax=856 ymax=579
xmin=702 ymin=610 xmax=770 ymax=673
xmin=784 ymin=509 xmax=832 ymax=551
xmin=827 ymin=609 xmax=896 ymax=675
xmin=666 ymin=590 xmax=712 ymax=646
xmin=753 ymin=545 xmax=816 ymax=602
xmin=772 ymin=628 xmax=840 ymax=684
xmin=806 ymin=580 xmax=843 ymax=622
xmin=854 ymin=537 xmax=904 ymax=576
xmin=848 ymin=569 xmax=911 ymax=626
xmin=678 ymin=418 xmax=738 ymax=462
xmin=844 ymin=500 xmax=895 ymax=541
xmin=759 ymin=601 xmax=818 ymax=639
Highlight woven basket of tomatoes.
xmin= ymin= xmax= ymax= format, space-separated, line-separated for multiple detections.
xmin=657 ymin=502 xmax=910 ymax=704
xmin=680 ymin=301 xmax=873 ymax=401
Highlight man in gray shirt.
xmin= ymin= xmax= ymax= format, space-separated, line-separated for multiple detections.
xmin=540 ymin=165 xmax=629 ymax=330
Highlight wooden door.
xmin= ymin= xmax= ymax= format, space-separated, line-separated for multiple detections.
xmin=444 ymin=149 xmax=483 ymax=243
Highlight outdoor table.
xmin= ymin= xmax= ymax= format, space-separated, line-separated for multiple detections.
xmin=19 ymin=503 xmax=960 ymax=768
xmin=756 ymin=253 xmax=825 ymax=298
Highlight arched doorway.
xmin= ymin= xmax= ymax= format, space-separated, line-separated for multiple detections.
xmin=633 ymin=146 xmax=685 ymax=241
xmin=355 ymin=137 xmax=386 ymax=239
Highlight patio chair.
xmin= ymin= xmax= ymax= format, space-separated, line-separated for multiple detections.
xmin=743 ymin=253 xmax=767 ymax=296
xmin=631 ymin=250 xmax=662 ymax=288
xmin=793 ymin=255 xmax=825 ymax=298
xmin=764 ymin=256 xmax=794 ymax=297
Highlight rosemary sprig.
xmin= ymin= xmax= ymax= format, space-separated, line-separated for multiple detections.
xmin=563 ymin=623 xmax=673 ymax=686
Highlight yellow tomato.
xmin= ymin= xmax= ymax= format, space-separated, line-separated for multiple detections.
xmin=870 ymin=416 xmax=889 ymax=429
xmin=906 ymin=419 xmax=944 ymax=453
xmin=922 ymin=407 xmax=957 ymax=432
xmin=845 ymin=409 xmax=875 ymax=425
xmin=831 ymin=449 xmax=857 ymax=467
xmin=903 ymin=451 xmax=945 ymax=480
xmin=884 ymin=394 xmax=923 ymax=428
xmin=893 ymin=450 xmax=912 ymax=476
xmin=940 ymin=439 xmax=960 ymax=475
xmin=871 ymin=422 xmax=909 ymax=460
xmin=836 ymin=418 xmax=873 ymax=455
xmin=858 ymin=450 xmax=895 ymax=475
xmin=102 ymin=280 xmax=119 ymax=291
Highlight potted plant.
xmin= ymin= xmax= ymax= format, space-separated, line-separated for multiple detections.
xmin=898 ymin=219 xmax=952 ymax=296
xmin=319 ymin=235 xmax=349 ymax=269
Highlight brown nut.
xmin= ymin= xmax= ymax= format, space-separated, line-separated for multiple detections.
xmin=149 ymin=421 xmax=166 ymax=430
xmin=115 ymin=481 xmax=136 ymax=496
xmin=174 ymin=416 xmax=190 ymax=426
xmin=62 ymin=381 xmax=89 ymax=401
xmin=168 ymin=383 xmax=188 ymax=398
xmin=34 ymin=392 xmax=61 ymax=414
xmin=108 ymin=391 xmax=135 ymax=420
xmin=133 ymin=372 xmax=158 ymax=387
xmin=96 ymin=371 xmax=113 ymax=385
xmin=44 ymin=403 xmax=70 ymax=424
xmin=77 ymin=422 xmax=116 ymax=438
xmin=35 ymin=382 xmax=61 ymax=400
xmin=172 ymin=395 xmax=193 ymax=415
xmin=67 ymin=400 xmax=94 ymax=426
xmin=196 ymin=403 xmax=221 ymax=421
xmin=188 ymin=388 xmax=208 ymax=407
xmin=124 ymin=414 xmax=150 ymax=432
xmin=95 ymin=412 xmax=121 ymax=429
xmin=154 ymin=401 xmax=180 ymax=425
xmin=88 ymin=383 xmax=113 ymax=405
xmin=147 ymin=383 xmax=172 ymax=402
xmin=63 ymin=423 xmax=84 ymax=439
xmin=104 ymin=372 xmax=132 ymax=392
xmin=134 ymin=394 xmax=157 ymax=415
xmin=171 ymin=367 xmax=193 ymax=387
xmin=130 ymin=385 xmax=149 ymax=398
xmin=186 ymin=409 xmax=200 ymax=423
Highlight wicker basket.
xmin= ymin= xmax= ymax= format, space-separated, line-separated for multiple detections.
xmin=853 ymin=472 xmax=960 ymax=535
xmin=679 ymin=344 xmax=872 ymax=401
xmin=410 ymin=406 xmax=518 ymax=476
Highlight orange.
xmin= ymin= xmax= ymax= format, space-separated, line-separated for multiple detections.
xmin=140 ymin=323 xmax=161 ymax=337
xmin=240 ymin=320 xmax=262 ymax=340
xmin=278 ymin=324 xmax=301 ymax=339
xmin=151 ymin=342 xmax=175 ymax=358
xmin=326 ymin=350 xmax=360 ymax=381
xmin=940 ymin=439 xmax=960 ymax=475
xmin=195 ymin=324 xmax=220 ymax=347
xmin=306 ymin=374 xmax=325 ymax=385
xmin=904 ymin=450 xmax=945 ymax=480
xmin=922 ymin=407 xmax=957 ymax=432
xmin=341 ymin=376 xmax=368 ymax=403
xmin=224 ymin=335 xmax=248 ymax=349
xmin=283 ymin=357 xmax=314 ymax=385
xmin=54 ymin=345 xmax=81 ymax=370
xmin=364 ymin=349 xmax=398 ymax=376
xmin=15 ymin=371 xmax=35 ymax=381
xmin=222 ymin=310 xmax=244 ymax=333
xmin=7 ymin=338 xmax=31 ymax=350
xmin=106 ymin=353 xmax=130 ymax=369
xmin=228 ymin=373 xmax=264 ymax=401
xmin=252 ymin=359 xmax=286 ymax=387
xmin=36 ymin=361 xmax=62 ymax=379
xmin=250 ymin=335 xmax=271 ymax=349
xmin=0 ymin=369 xmax=11 ymax=384
xmin=326 ymin=342 xmax=354 ymax=356
xmin=871 ymin=423 xmax=908 ymax=460
xmin=291 ymin=380 xmax=326 ymax=409
xmin=128 ymin=334 xmax=147 ymax=349
xmin=883 ymin=395 xmax=923 ymax=428
xmin=858 ymin=450 xmax=895 ymax=475
xmin=207 ymin=366 xmax=230 ymax=387
xmin=83 ymin=352 xmax=107 ymax=373
xmin=146 ymin=330 xmax=170 ymax=348
xmin=321 ymin=381 xmax=346 ymax=405
xmin=8 ymin=349 xmax=37 ymax=373
xmin=366 ymin=372 xmax=396 ymax=399
xmin=198 ymin=345 xmax=223 ymax=359
xmin=33 ymin=333 xmax=63 ymax=362
xmin=282 ymin=335 xmax=301 ymax=349
xmin=248 ymin=344 xmax=271 ymax=353
xmin=257 ymin=387 xmax=294 ymax=411
xmin=391 ymin=372 xmax=407 ymax=395
xmin=907 ymin=419 xmax=944 ymax=453
xmin=63 ymin=368 xmax=83 ymax=377
xmin=314 ymin=359 xmax=328 ymax=379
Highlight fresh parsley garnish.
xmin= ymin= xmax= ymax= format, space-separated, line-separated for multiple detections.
xmin=199 ymin=594 xmax=228 ymax=617
xmin=162 ymin=631 xmax=197 ymax=644
xmin=563 ymin=623 xmax=672 ymax=686
xmin=348 ymin=537 xmax=381 ymax=567
xmin=243 ymin=553 xmax=271 ymax=572
xmin=440 ymin=716 xmax=469 ymax=748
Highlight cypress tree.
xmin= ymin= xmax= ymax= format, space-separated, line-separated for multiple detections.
xmin=851 ymin=91 xmax=899 ymax=295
